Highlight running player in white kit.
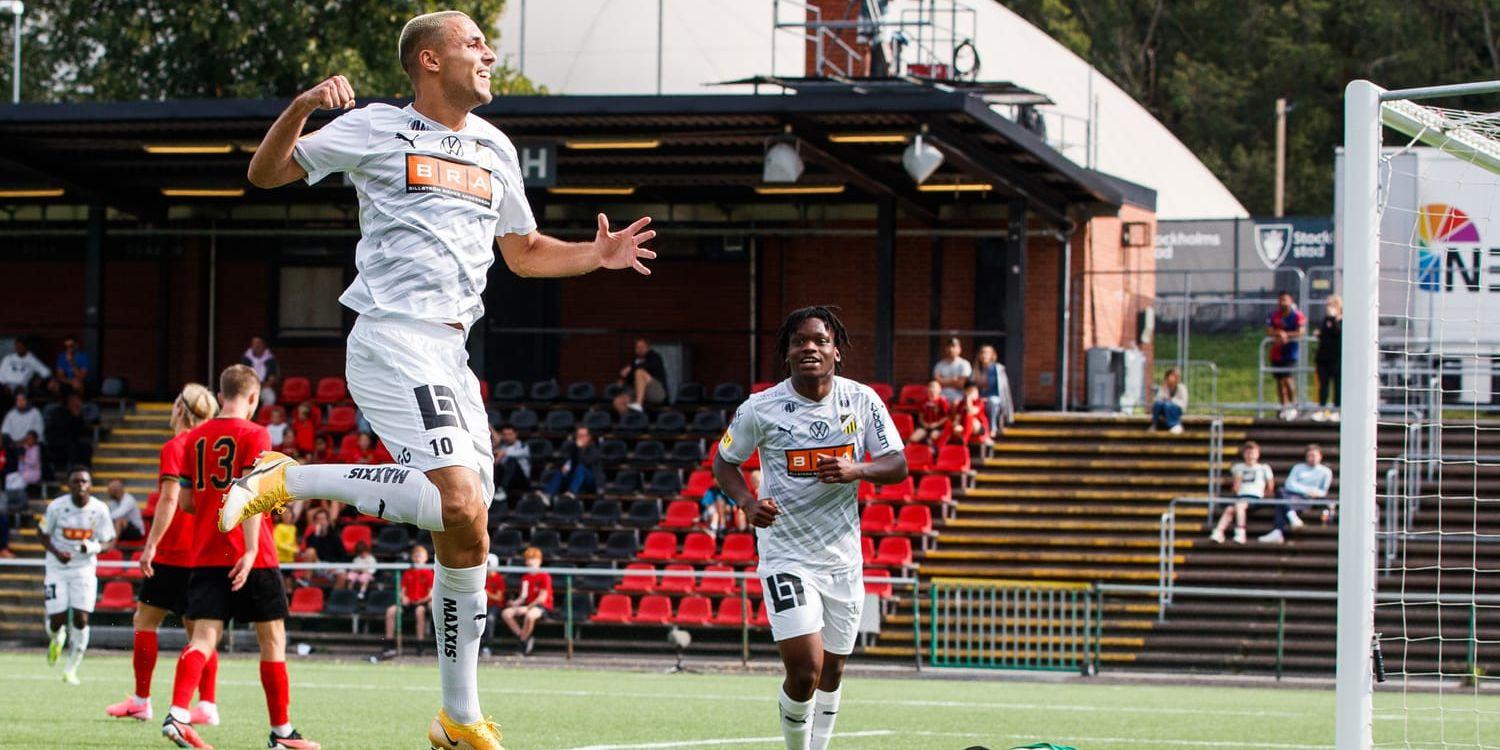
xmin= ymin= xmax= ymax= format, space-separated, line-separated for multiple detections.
xmin=40 ymin=466 xmax=116 ymax=685
xmin=231 ymin=10 xmax=653 ymax=750
xmin=712 ymin=306 xmax=908 ymax=750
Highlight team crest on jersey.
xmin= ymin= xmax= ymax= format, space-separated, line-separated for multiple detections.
xmin=782 ymin=402 xmax=796 ymax=414
xmin=720 ymin=431 xmax=733 ymax=450
xmin=784 ymin=444 xmax=854 ymax=477
xmin=405 ymin=153 xmax=493 ymax=207
xmin=841 ymin=414 xmax=858 ymax=435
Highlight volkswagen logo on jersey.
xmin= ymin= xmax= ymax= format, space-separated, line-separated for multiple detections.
xmin=441 ymin=135 xmax=464 ymax=156
xmin=810 ymin=421 xmax=830 ymax=439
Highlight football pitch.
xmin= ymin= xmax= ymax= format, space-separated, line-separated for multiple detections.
xmin=2 ymin=650 xmax=1496 ymax=749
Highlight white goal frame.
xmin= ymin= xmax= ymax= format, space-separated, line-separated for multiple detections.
xmin=1338 ymin=78 xmax=1500 ymax=750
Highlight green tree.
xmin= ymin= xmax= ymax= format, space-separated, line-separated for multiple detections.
xmin=2 ymin=1 xmax=540 ymax=103
xmin=1005 ymin=0 xmax=1500 ymax=215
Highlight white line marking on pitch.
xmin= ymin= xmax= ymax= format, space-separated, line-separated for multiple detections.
xmin=910 ymin=731 xmax=1334 ymax=749
xmin=560 ymin=729 xmax=893 ymax=750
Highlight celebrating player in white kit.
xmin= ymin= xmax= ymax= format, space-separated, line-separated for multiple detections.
xmin=712 ymin=306 xmax=908 ymax=750
xmin=40 ymin=467 xmax=116 ymax=685
xmin=233 ymin=10 xmax=654 ymax=749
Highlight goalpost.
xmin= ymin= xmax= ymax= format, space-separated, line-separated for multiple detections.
xmin=1340 ymin=80 xmax=1500 ymax=750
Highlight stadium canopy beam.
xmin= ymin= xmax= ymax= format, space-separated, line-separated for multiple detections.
xmin=0 ymin=147 xmax=162 ymax=220
xmin=922 ymin=118 xmax=1072 ymax=226
xmin=786 ymin=115 xmax=938 ymax=223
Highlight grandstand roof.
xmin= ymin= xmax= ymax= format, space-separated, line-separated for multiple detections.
xmin=0 ymin=87 xmax=1153 ymax=225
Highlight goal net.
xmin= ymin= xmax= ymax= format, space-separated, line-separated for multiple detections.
xmin=1340 ymin=80 xmax=1500 ymax=750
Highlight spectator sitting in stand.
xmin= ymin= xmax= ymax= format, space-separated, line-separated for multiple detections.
xmin=972 ymin=345 xmax=1013 ymax=437
xmin=50 ymin=335 xmax=90 ymax=397
xmin=492 ymin=425 xmax=531 ymax=500
xmin=310 ymin=435 xmax=334 ymax=464
xmin=45 ymin=393 xmax=94 ymax=473
xmin=617 ymin=337 xmax=668 ymax=410
xmin=1260 ymin=443 xmax=1333 ymax=544
xmin=382 ymin=544 xmax=434 ymax=658
xmin=906 ymin=380 xmax=952 ymax=454
xmin=2 ymin=392 xmax=44 ymax=457
xmin=104 ymin=478 xmax=144 ymax=542
xmin=290 ymin=402 xmax=318 ymax=454
xmin=543 ymin=425 xmax=602 ymax=500
xmin=12 ymin=431 xmax=41 ymax=495
xmin=933 ymin=337 xmax=973 ymax=403
xmin=241 ymin=336 xmax=280 ymax=407
xmin=953 ymin=382 xmax=994 ymax=447
xmin=341 ymin=432 xmax=380 ymax=464
xmin=346 ymin=541 xmax=377 ymax=598
xmin=265 ymin=406 xmax=289 ymax=447
xmin=610 ymin=390 xmax=633 ymax=420
xmin=273 ymin=509 xmax=299 ymax=565
xmin=1211 ymin=441 xmax=1275 ymax=545
xmin=0 ymin=338 xmax=50 ymax=399
xmin=1149 ymin=368 xmax=1190 ymax=434
xmin=500 ymin=546 xmax=553 ymax=656
xmin=481 ymin=554 xmax=507 ymax=655
xmin=701 ymin=481 xmax=746 ymax=536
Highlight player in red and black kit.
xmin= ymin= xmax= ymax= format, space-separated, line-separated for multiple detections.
xmin=105 ymin=383 xmax=222 ymax=724
xmin=160 ymin=365 xmax=318 ymax=750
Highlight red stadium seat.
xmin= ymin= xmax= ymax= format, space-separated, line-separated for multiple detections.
xmin=741 ymin=572 xmax=763 ymax=599
xmin=934 ymin=445 xmax=971 ymax=473
xmin=857 ymin=482 xmax=877 ymax=502
xmin=695 ymin=564 xmax=736 ymax=595
xmin=875 ymin=477 xmax=915 ymax=503
xmin=255 ymin=405 xmax=280 ymax=425
xmin=592 ymin=594 xmax=633 ymax=623
xmin=896 ymin=384 xmax=928 ymax=411
xmin=660 ymin=500 xmax=699 ymax=530
xmin=749 ymin=382 xmax=775 ymax=394
xmin=121 ymin=552 xmax=145 ymax=580
xmin=289 ymin=587 xmax=325 ymax=614
xmin=863 ymin=568 xmax=893 ymax=598
xmin=323 ymin=406 xmax=358 ymax=436
xmin=861 ymin=536 xmax=876 ymax=565
xmin=373 ymin=441 xmax=394 ymax=464
xmin=631 ymin=595 xmax=673 ymax=624
xmin=682 ymin=470 xmax=715 ymax=500
xmin=741 ymin=450 xmax=761 ymax=470
xmin=702 ymin=441 xmax=719 ymax=468
xmin=677 ymin=533 xmax=716 ymax=562
xmin=860 ymin=504 xmax=895 ymax=534
xmin=872 ymin=537 xmax=913 ymax=567
xmin=98 ymin=581 xmax=136 ymax=611
xmin=904 ymin=444 xmax=933 ymax=472
xmin=315 ymin=377 xmax=348 ymax=405
xmin=280 ymin=377 xmax=311 ymax=405
xmin=894 ymin=505 xmax=934 ymax=534
xmin=716 ymin=533 xmax=756 ymax=564
xmin=657 ymin=564 xmax=696 ymax=594
xmin=914 ymin=475 xmax=953 ymax=504
xmin=752 ymin=599 xmax=770 ymax=627
xmin=713 ymin=596 xmax=748 ymax=626
xmin=96 ymin=549 xmax=124 ymax=579
xmin=615 ymin=563 xmax=656 ymax=593
xmin=640 ymin=531 xmax=678 ymax=561
xmin=891 ymin=412 xmax=915 ymax=441
xmin=673 ymin=596 xmax=714 ymax=626
xmin=338 ymin=432 xmax=362 ymax=458
xmin=869 ymin=382 xmax=895 ymax=403
xmin=340 ymin=524 xmax=372 ymax=556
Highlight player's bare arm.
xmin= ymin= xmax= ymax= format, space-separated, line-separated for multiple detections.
xmin=246 ymin=75 xmax=356 ymax=189
xmin=712 ymin=451 xmax=779 ymax=528
xmin=137 ymin=479 xmax=181 ymax=577
xmin=228 ymin=515 xmax=261 ymax=592
xmin=498 ymin=213 xmax=657 ymax=278
xmin=816 ymin=451 xmax=907 ymax=486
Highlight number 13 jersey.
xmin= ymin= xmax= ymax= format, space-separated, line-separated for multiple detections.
xmin=178 ymin=417 xmax=276 ymax=569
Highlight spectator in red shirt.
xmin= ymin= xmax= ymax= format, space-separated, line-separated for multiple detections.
xmin=906 ymin=380 xmax=951 ymax=454
xmin=340 ymin=432 xmax=379 ymax=464
xmin=480 ymin=554 xmax=508 ymax=655
xmin=500 ymin=547 xmax=552 ymax=656
xmin=1267 ymin=291 xmax=1308 ymax=420
xmin=953 ymin=382 xmax=993 ymax=447
xmin=290 ymin=402 xmax=318 ymax=454
xmin=383 ymin=544 xmax=435 ymax=658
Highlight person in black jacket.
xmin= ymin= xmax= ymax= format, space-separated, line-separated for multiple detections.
xmin=543 ymin=426 xmax=603 ymax=499
xmin=618 ymin=337 xmax=668 ymax=409
xmin=1313 ymin=295 xmax=1343 ymax=422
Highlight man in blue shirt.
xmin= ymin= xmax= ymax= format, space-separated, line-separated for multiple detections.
xmin=52 ymin=336 xmax=90 ymax=397
xmin=1266 ymin=292 xmax=1307 ymax=420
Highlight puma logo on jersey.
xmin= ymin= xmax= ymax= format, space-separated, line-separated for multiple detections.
xmin=393 ymin=132 xmax=418 ymax=149
xmin=774 ymin=425 xmax=793 ymax=436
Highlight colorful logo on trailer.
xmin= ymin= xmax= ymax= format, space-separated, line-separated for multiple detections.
xmin=1417 ymin=203 xmax=1481 ymax=291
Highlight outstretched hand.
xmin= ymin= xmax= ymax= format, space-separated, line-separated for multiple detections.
xmin=594 ymin=213 xmax=657 ymax=275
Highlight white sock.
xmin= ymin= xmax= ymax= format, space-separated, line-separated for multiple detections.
xmin=778 ymin=687 xmax=813 ymax=750
xmin=169 ymin=705 xmax=191 ymax=723
xmin=64 ymin=624 xmax=89 ymax=672
xmin=432 ymin=561 xmax=486 ymax=724
xmin=811 ymin=687 xmax=842 ymax=750
xmin=271 ymin=723 xmax=293 ymax=737
xmin=131 ymin=694 xmax=149 ymax=705
xmin=285 ymin=464 xmax=445 ymax=530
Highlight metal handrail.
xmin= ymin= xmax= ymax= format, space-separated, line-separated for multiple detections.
xmin=1208 ymin=415 xmax=1225 ymax=498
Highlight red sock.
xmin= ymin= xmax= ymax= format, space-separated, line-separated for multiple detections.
xmin=259 ymin=660 xmax=289 ymax=727
xmin=199 ymin=650 xmax=218 ymax=703
xmin=172 ymin=648 xmax=208 ymax=711
xmin=132 ymin=630 xmax=158 ymax=698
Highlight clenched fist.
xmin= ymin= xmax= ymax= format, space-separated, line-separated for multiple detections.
xmin=298 ymin=75 xmax=356 ymax=112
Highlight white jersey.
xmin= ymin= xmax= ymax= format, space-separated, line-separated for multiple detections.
xmin=719 ymin=377 xmax=903 ymax=574
xmin=292 ymin=103 xmax=538 ymax=330
xmin=40 ymin=494 xmax=114 ymax=574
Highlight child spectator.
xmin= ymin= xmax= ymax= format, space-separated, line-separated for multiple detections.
xmin=291 ymin=402 xmax=318 ymax=454
xmin=1149 ymin=368 xmax=1189 ymax=434
xmin=907 ymin=380 xmax=951 ymax=453
xmin=382 ymin=544 xmax=434 ymax=658
xmin=501 ymin=547 xmax=553 ymax=656
xmin=481 ymin=554 xmax=507 ymax=653
xmin=273 ymin=509 xmax=299 ymax=564
xmin=1260 ymin=444 xmax=1333 ymax=544
xmin=341 ymin=432 xmax=379 ymax=464
xmin=265 ymin=406 xmax=289 ymax=447
xmin=953 ymin=382 xmax=993 ymax=447
xmin=1211 ymin=441 xmax=1275 ymax=545
xmin=347 ymin=541 xmax=377 ymax=598
xmin=701 ymin=482 xmax=745 ymax=536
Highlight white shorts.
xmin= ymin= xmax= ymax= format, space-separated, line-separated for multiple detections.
xmin=346 ymin=316 xmax=494 ymax=501
xmin=760 ymin=567 xmax=864 ymax=656
xmin=44 ymin=568 xmax=97 ymax=615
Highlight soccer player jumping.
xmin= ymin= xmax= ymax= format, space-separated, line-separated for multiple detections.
xmin=712 ymin=306 xmax=908 ymax=750
xmin=233 ymin=10 xmax=654 ymax=749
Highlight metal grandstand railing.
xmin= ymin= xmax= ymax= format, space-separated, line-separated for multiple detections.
xmin=927 ymin=577 xmax=1098 ymax=674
